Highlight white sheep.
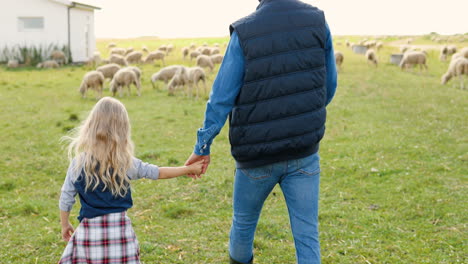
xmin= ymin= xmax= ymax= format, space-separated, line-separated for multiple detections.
xmin=334 ymin=51 xmax=344 ymax=71
xmin=158 ymin=45 xmax=167 ymax=52
xmin=107 ymin=42 xmax=117 ymax=49
xmin=210 ymin=47 xmax=220 ymax=55
xmin=459 ymin=47 xmax=468 ymax=59
xmin=167 ymin=67 xmax=189 ymax=95
xmin=96 ymin=63 xmax=121 ymax=80
xmin=210 ymin=54 xmax=224 ymax=65
xmin=186 ymin=66 xmax=207 ymax=98
xmin=200 ymin=47 xmax=211 ymax=55
xmin=399 ymin=51 xmax=427 ymax=72
xmin=50 ymin=50 xmax=67 ymax=65
xmin=365 ymin=49 xmax=378 ymax=67
xmin=124 ymin=66 xmax=142 ymax=81
xmin=125 ymin=51 xmax=143 ymax=64
xmin=142 ymin=45 xmax=149 ymax=53
xmin=110 ymin=47 xmax=126 ymax=56
xmin=196 ymin=55 xmax=214 ymax=72
xmin=110 ymin=54 xmax=128 ymax=66
xmin=37 ymin=60 xmax=59 ymax=69
xmin=376 ymin=42 xmax=383 ymax=51
xmin=87 ymin=52 xmax=102 ymax=67
xmin=400 ymin=45 xmax=411 ymax=53
xmin=447 ymin=45 xmax=457 ymax=55
xmin=190 ymin=51 xmax=201 ymax=60
xmin=144 ymin=51 xmax=165 ymax=65
xmin=440 ymin=46 xmax=448 ymax=61
xmin=125 ymin=47 xmax=134 ymax=56
xmin=150 ymin=65 xmax=183 ymax=88
xmin=190 ymin=43 xmax=196 ymax=50
xmin=79 ymin=71 xmax=105 ymax=98
xmin=441 ymin=57 xmax=468 ymax=89
xmin=167 ymin=44 xmax=174 ymax=54
xmin=182 ymin=47 xmax=190 ymax=60
xmin=7 ymin=60 xmax=19 ymax=68
xmin=110 ymin=68 xmax=141 ymax=97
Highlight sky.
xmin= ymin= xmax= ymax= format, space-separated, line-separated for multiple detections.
xmin=92 ymin=0 xmax=468 ymax=38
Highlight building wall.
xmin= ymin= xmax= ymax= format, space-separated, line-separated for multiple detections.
xmin=0 ymin=0 xmax=97 ymax=63
xmin=70 ymin=7 xmax=95 ymax=62
xmin=0 ymin=0 xmax=68 ymax=48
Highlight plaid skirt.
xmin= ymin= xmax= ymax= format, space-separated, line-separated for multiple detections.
xmin=59 ymin=212 xmax=140 ymax=264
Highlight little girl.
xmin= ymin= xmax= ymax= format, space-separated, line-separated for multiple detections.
xmin=58 ymin=97 xmax=203 ymax=264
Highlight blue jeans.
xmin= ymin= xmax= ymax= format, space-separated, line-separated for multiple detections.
xmin=229 ymin=153 xmax=321 ymax=264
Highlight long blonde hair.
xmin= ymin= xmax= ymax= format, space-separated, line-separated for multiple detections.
xmin=66 ymin=97 xmax=134 ymax=197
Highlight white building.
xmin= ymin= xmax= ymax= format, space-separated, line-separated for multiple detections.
xmin=0 ymin=0 xmax=100 ymax=62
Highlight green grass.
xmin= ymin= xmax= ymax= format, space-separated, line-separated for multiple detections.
xmin=0 ymin=36 xmax=467 ymax=263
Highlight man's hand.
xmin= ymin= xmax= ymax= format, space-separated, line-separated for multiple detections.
xmin=185 ymin=153 xmax=210 ymax=179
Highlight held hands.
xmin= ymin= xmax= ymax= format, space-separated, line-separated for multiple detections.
xmin=186 ymin=160 xmax=205 ymax=175
xmin=185 ymin=153 xmax=211 ymax=179
xmin=61 ymin=222 xmax=74 ymax=242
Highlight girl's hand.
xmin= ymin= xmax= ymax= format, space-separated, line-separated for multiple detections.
xmin=187 ymin=160 xmax=204 ymax=175
xmin=61 ymin=223 xmax=74 ymax=242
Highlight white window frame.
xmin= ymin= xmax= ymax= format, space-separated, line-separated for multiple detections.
xmin=18 ymin=17 xmax=45 ymax=32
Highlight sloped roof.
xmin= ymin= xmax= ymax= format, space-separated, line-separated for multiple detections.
xmin=49 ymin=0 xmax=101 ymax=10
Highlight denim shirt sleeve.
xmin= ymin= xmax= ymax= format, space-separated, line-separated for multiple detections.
xmin=194 ymin=32 xmax=245 ymax=155
xmin=59 ymin=159 xmax=78 ymax=212
xmin=325 ymin=23 xmax=338 ymax=105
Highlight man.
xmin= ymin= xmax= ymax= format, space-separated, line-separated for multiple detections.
xmin=185 ymin=0 xmax=337 ymax=263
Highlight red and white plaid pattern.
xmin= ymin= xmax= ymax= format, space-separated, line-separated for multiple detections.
xmin=59 ymin=212 xmax=140 ymax=264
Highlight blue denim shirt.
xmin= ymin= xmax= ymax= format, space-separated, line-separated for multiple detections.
xmin=194 ymin=25 xmax=337 ymax=155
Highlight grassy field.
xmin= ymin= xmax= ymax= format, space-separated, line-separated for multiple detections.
xmin=0 ymin=36 xmax=467 ymax=263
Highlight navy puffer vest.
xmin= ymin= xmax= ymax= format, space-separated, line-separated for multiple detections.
xmin=229 ymin=0 xmax=327 ymax=168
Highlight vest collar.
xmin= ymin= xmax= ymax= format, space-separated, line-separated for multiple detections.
xmin=257 ymin=0 xmax=281 ymax=10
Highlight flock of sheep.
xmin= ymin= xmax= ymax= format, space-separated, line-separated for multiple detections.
xmin=334 ymin=38 xmax=468 ymax=89
xmin=79 ymin=42 xmax=225 ymax=98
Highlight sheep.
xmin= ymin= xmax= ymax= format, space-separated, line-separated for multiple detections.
xmin=79 ymin=71 xmax=105 ymax=98
xmin=167 ymin=44 xmax=174 ymax=54
xmin=87 ymin=52 xmax=102 ymax=67
xmin=190 ymin=51 xmax=201 ymax=60
xmin=441 ymin=57 xmax=468 ymax=89
xmin=50 ymin=50 xmax=67 ymax=65
xmin=186 ymin=66 xmax=207 ymax=98
xmin=182 ymin=47 xmax=190 ymax=60
xmin=110 ymin=68 xmax=141 ymax=97
xmin=200 ymin=47 xmax=212 ymax=55
xmin=167 ymin=67 xmax=189 ymax=95
xmin=107 ymin=42 xmax=117 ymax=49
xmin=196 ymin=55 xmax=214 ymax=72
xmin=125 ymin=47 xmax=134 ymax=56
xmin=365 ymin=49 xmax=378 ymax=67
xmin=345 ymin=40 xmax=350 ymax=47
xmin=110 ymin=54 xmax=128 ymax=66
xmin=144 ymin=51 xmax=165 ymax=65
xmin=124 ymin=66 xmax=142 ymax=81
xmin=400 ymin=45 xmax=411 ymax=53
xmin=399 ymin=51 xmax=428 ymax=72
xmin=142 ymin=45 xmax=149 ymax=53
xmin=125 ymin=51 xmax=143 ymax=64
xmin=96 ymin=63 xmax=121 ymax=80
xmin=158 ymin=45 xmax=167 ymax=52
xmin=376 ymin=42 xmax=383 ymax=51
xmin=213 ymin=43 xmax=220 ymax=48
xmin=447 ymin=45 xmax=457 ymax=55
xmin=7 ymin=60 xmax=19 ymax=68
xmin=110 ymin=47 xmax=126 ymax=56
xmin=459 ymin=47 xmax=468 ymax=59
xmin=210 ymin=47 xmax=220 ymax=55
xmin=150 ymin=65 xmax=183 ymax=88
xmin=440 ymin=46 xmax=449 ymax=61
xmin=36 ymin=60 xmax=59 ymax=69
xmin=334 ymin=51 xmax=344 ymax=71
xmin=190 ymin=43 xmax=196 ymax=50
xmin=211 ymin=54 xmax=224 ymax=65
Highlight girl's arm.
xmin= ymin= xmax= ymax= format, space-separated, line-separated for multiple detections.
xmin=60 ymin=210 xmax=74 ymax=242
xmin=129 ymin=158 xmax=204 ymax=180
xmin=159 ymin=160 xmax=204 ymax=180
